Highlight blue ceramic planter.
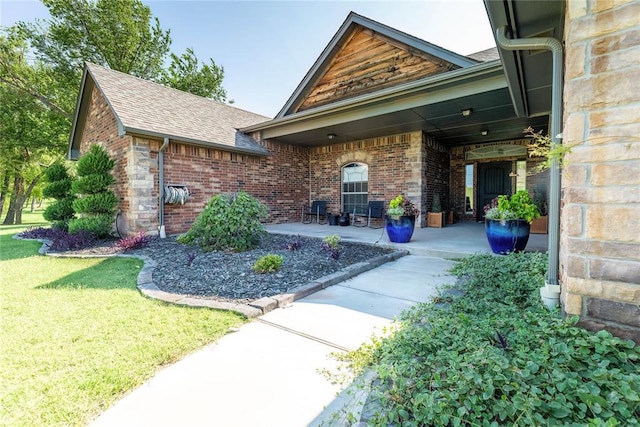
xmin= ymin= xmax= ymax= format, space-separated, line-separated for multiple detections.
xmin=485 ymin=219 xmax=531 ymax=254
xmin=385 ymin=215 xmax=416 ymax=243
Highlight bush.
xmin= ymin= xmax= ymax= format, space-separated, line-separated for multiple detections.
xmin=181 ymin=191 xmax=268 ymax=252
xmin=72 ymin=193 xmax=119 ymax=215
xmin=75 ymin=144 xmax=115 ymax=176
xmin=69 ymin=145 xmax=117 ymax=238
xmin=42 ymin=163 xmax=76 ymax=230
xmin=17 ymin=227 xmax=96 ymax=251
xmin=114 ymin=231 xmax=152 ymax=251
xmin=68 ymin=216 xmax=114 ymax=238
xmin=252 ymin=254 xmax=284 ymax=273
xmin=71 ymin=174 xmax=115 ymax=195
xmin=340 ymin=253 xmax=640 ymax=426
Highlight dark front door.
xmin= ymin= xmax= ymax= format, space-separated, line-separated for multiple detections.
xmin=477 ymin=162 xmax=511 ymax=221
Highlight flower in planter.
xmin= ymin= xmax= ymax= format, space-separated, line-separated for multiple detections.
xmin=483 ymin=190 xmax=540 ymax=223
xmin=387 ymin=194 xmax=419 ymax=217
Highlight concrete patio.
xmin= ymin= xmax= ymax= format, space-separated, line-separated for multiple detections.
xmin=266 ymin=220 xmax=549 ymax=258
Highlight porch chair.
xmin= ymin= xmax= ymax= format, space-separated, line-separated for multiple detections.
xmin=352 ymin=201 xmax=385 ymax=229
xmin=301 ymin=200 xmax=328 ymax=224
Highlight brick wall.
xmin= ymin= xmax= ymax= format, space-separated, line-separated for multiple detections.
xmin=309 ymin=131 xmax=425 ymax=225
xmin=79 ymin=86 xmax=134 ymax=235
xmin=561 ymin=0 xmax=640 ymax=343
xmin=423 ymin=134 xmax=450 ymax=226
xmin=159 ymin=139 xmax=308 ymax=235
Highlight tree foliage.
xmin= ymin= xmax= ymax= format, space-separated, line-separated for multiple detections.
xmin=69 ymin=145 xmax=117 ymax=237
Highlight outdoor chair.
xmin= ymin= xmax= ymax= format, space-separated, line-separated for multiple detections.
xmin=351 ymin=201 xmax=385 ymax=229
xmin=302 ymin=200 xmax=328 ymax=224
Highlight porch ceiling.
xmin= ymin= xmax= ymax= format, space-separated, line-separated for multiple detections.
xmin=262 ymin=84 xmax=548 ymax=148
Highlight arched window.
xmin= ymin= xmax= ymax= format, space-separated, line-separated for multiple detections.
xmin=342 ymin=162 xmax=368 ymax=214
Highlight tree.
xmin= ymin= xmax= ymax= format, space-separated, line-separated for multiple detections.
xmin=69 ymin=145 xmax=117 ymax=237
xmin=42 ymin=162 xmax=76 ymax=230
xmin=161 ymin=48 xmax=227 ymax=101
xmin=0 ymin=78 xmax=68 ymax=225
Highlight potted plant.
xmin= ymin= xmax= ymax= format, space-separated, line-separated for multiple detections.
xmin=385 ymin=194 xmax=419 ymax=243
xmin=530 ymin=190 xmax=548 ymax=234
xmin=427 ymin=194 xmax=445 ymax=228
xmin=484 ymin=190 xmax=540 ymax=254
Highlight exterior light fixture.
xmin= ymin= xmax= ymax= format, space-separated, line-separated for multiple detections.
xmin=327 ymin=133 xmax=337 ymax=140
xmin=481 ymin=130 xmax=489 ymax=136
xmin=461 ymin=109 xmax=472 ymax=117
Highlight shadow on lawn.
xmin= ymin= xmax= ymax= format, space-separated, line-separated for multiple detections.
xmin=37 ymin=257 xmax=143 ymax=290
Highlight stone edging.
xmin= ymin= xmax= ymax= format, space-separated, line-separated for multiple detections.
xmin=21 ymin=235 xmax=408 ymax=318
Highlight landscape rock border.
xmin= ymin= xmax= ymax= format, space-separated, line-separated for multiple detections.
xmin=19 ymin=234 xmax=408 ymax=318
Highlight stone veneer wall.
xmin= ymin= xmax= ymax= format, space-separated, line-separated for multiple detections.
xmin=79 ymin=86 xmax=135 ymax=234
xmin=561 ymin=0 xmax=640 ymax=343
xmin=309 ymin=131 xmax=425 ymax=225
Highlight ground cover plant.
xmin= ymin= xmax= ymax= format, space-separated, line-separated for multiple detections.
xmin=339 ymin=252 xmax=639 ymax=426
xmin=1 ymin=210 xmax=246 ymax=426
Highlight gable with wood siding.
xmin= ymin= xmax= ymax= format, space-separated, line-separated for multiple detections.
xmin=295 ymin=25 xmax=461 ymax=113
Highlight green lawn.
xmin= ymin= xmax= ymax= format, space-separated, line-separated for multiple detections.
xmin=0 ymin=210 xmax=246 ymax=426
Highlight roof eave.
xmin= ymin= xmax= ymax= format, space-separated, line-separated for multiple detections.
xmin=67 ymin=67 xmax=90 ymax=160
xmin=483 ymin=0 xmax=528 ymax=117
xmin=242 ymin=60 xmax=504 ymax=134
xmin=123 ymin=127 xmax=269 ymax=157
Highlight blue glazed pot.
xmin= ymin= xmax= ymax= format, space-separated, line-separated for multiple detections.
xmin=385 ymin=215 xmax=416 ymax=243
xmin=485 ymin=219 xmax=531 ymax=254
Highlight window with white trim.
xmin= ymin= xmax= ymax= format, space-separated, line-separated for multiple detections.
xmin=342 ymin=162 xmax=368 ymax=214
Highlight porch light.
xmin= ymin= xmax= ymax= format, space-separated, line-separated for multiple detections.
xmin=481 ymin=130 xmax=489 ymax=136
xmin=461 ymin=109 xmax=472 ymax=117
xmin=327 ymin=133 xmax=337 ymax=140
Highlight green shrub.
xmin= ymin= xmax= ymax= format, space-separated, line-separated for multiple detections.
xmin=68 ymin=216 xmax=114 ymax=238
xmin=181 ymin=191 xmax=268 ymax=252
xmin=69 ymin=145 xmax=117 ymax=238
xmin=321 ymin=234 xmax=341 ymax=260
xmin=340 ymin=253 xmax=640 ymax=426
xmin=72 ymin=193 xmax=119 ymax=215
xmin=75 ymin=144 xmax=115 ymax=176
xmin=42 ymin=163 xmax=76 ymax=230
xmin=71 ymin=174 xmax=115 ymax=195
xmin=252 ymin=254 xmax=284 ymax=273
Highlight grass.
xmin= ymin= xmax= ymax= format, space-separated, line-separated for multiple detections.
xmin=0 ymin=209 xmax=247 ymax=426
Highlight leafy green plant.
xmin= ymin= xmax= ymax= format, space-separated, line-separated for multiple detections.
xmin=180 ymin=191 xmax=268 ymax=252
xmin=69 ymin=145 xmax=118 ymax=237
xmin=484 ymin=190 xmax=540 ymax=223
xmin=252 ymin=254 xmax=284 ymax=273
xmin=387 ymin=194 xmax=419 ymax=217
xmin=337 ymin=253 xmax=639 ymax=426
xmin=525 ymin=126 xmax=573 ymax=172
xmin=321 ymin=234 xmax=341 ymax=260
xmin=42 ymin=162 xmax=76 ymax=230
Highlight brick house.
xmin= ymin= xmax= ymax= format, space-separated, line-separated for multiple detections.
xmin=69 ymin=4 xmax=639 ymax=341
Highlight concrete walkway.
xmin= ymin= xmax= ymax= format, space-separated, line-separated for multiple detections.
xmin=90 ymin=254 xmax=457 ymax=427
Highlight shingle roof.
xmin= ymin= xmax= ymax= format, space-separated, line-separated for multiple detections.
xmin=85 ymin=63 xmax=270 ymax=155
xmin=466 ymin=47 xmax=500 ymax=62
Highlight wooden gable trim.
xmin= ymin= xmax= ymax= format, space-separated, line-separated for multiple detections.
xmin=296 ymin=25 xmax=459 ymax=113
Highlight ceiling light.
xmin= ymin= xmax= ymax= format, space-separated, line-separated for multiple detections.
xmin=461 ymin=109 xmax=472 ymax=117
xmin=327 ymin=133 xmax=337 ymax=140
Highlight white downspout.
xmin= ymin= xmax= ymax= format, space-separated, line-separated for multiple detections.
xmin=158 ymin=137 xmax=169 ymax=238
xmin=495 ymin=26 xmax=563 ymax=309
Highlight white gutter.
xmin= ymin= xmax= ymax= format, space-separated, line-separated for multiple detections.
xmin=495 ymin=26 xmax=563 ymax=309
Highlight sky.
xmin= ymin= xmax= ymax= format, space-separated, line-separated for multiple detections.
xmin=1 ymin=0 xmax=496 ymax=118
